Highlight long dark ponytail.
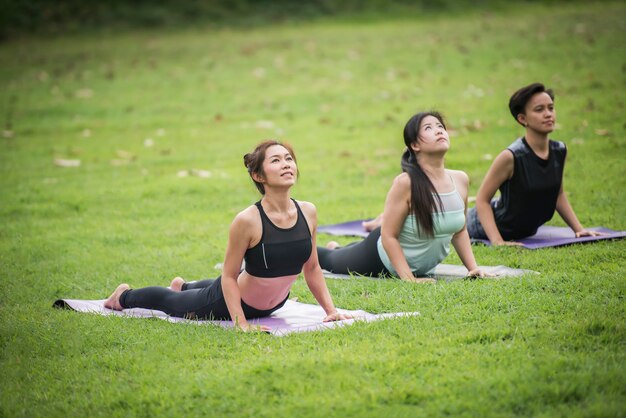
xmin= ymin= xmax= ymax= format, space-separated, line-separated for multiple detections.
xmin=401 ymin=111 xmax=445 ymax=237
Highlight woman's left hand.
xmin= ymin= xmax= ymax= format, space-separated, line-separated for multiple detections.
xmin=323 ymin=311 xmax=353 ymax=322
xmin=575 ymin=229 xmax=606 ymax=238
xmin=467 ymin=268 xmax=496 ymax=278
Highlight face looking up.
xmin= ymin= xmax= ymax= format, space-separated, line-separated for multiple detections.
xmin=256 ymin=144 xmax=297 ymax=188
xmin=410 ymin=115 xmax=450 ymax=154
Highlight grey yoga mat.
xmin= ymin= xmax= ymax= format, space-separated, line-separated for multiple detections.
xmin=323 ymin=263 xmax=537 ymax=280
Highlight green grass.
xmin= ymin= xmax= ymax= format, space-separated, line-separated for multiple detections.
xmin=1 ymin=2 xmax=625 ymax=417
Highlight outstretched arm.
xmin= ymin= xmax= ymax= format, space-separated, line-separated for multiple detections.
xmin=380 ymin=174 xmax=435 ymax=283
xmin=555 ymin=185 xmax=604 ymax=237
xmin=451 ymin=229 xmax=485 ymax=276
xmin=221 ymin=211 xmax=264 ymax=331
xmin=449 ymin=171 xmax=487 ymax=277
xmin=475 ymin=150 xmax=522 ymax=246
xmin=301 ymin=202 xmax=352 ymax=322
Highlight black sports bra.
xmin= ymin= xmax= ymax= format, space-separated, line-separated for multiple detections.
xmin=244 ymin=199 xmax=312 ymax=278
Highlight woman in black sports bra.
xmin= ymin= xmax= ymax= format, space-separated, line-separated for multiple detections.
xmin=104 ymin=140 xmax=351 ymax=331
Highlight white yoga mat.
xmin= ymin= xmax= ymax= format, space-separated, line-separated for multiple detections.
xmin=53 ymin=298 xmax=418 ymax=337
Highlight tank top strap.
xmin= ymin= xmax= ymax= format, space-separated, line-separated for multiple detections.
xmin=254 ymin=200 xmax=269 ymax=240
xmin=446 ymin=170 xmax=458 ymax=193
xmin=447 ymin=173 xmax=457 ymax=192
xmin=291 ymin=198 xmax=311 ymax=233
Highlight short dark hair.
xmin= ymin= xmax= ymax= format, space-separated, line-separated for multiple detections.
xmin=508 ymin=83 xmax=554 ymax=125
xmin=243 ymin=140 xmax=298 ymax=194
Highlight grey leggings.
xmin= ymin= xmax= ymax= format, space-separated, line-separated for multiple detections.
xmin=317 ymin=226 xmax=389 ymax=277
xmin=466 ymin=207 xmax=488 ymax=239
xmin=119 ymin=276 xmax=287 ymax=320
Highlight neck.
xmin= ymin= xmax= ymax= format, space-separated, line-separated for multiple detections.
xmin=261 ymin=187 xmax=292 ymax=212
xmin=524 ymin=129 xmax=549 ymax=152
xmin=417 ymin=153 xmax=446 ymax=180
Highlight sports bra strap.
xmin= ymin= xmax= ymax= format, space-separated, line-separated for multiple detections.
xmin=448 ymin=173 xmax=457 ymax=192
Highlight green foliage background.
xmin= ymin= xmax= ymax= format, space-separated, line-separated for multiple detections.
xmin=0 ymin=0 xmax=602 ymax=38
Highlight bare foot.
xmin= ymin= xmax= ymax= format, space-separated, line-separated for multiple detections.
xmin=362 ymin=214 xmax=383 ymax=232
xmin=169 ymin=277 xmax=185 ymax=292
xmin=104 ymin=283 xmax=130 ymax=310
xmin=325 ymin=241 xmax=340 ymax=250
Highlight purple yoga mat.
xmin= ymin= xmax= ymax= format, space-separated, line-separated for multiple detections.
xmin=318 ymin=221 xmax=625 ymax=249
xmin=318 ymin=220 xmax=370 ymax=238
xmin=53 ymin=299 xmax=418 ymax=337
xmin=471 ymin=226 xmax=626 ymax=249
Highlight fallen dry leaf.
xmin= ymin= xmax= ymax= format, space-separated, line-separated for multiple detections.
xmin=252 ymin=67 xmax=266 ymax=78
xmin=190 ymin=169 xmax=211 ymax=178
xmin=110 ymin=159 xmax=130 ymax=166
xmin=54 ymin=158 xmax=81 ymax=167
xmin=75 ymin=88 xmax=93 ymax=99
xmin=178 ymin=169 xmax=212 ymax=178
xmin=255 ymin=120 xmax=274 ymax=129
xmin=116 ymin=149 xmax=136 ymax=160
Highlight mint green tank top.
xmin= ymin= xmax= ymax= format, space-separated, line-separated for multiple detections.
xmin=377 ymin=182 xmax=466 ymax=276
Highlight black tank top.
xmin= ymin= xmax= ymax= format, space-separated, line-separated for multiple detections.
xmin=492 ymin=137 xmax=566 ymax=240
xmin=244 ymin=199 xmax=313 ymax=278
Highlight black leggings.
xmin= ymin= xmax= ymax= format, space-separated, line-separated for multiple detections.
xmin=119 ymin=276 xmax=287 ymax=320
xmin=317 ymin=226 xmax=389 ymax=277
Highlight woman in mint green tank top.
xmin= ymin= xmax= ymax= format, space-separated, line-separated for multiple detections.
xmin=318 ymin=112 xmax=491 ymax=282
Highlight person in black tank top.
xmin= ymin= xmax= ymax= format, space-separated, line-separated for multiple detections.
xmin=467 ymin=82 xmax=603 ymax=245
xmin=103 ymin=141 xmax=352 ymax=331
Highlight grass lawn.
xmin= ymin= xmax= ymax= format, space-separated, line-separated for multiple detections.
xmin=1 ymin=2 xmax=624 ymax=417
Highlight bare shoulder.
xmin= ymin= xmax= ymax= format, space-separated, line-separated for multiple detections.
xmin=494 ymin=149 xmax=514 ymax=165
xmin=487 ymin=149 xmax=515 ymax=179
xmin=228 ymin=204 xmax=261 ymax=247
xmin=296 ymin=200 xmax=317 ymax=215
xmin=447 ymin=169 xmax=469 ymax=186
xmin=392 ymin=172 xmax=411 ymax=189
xmin=295 ymin=200 xmax=318 ymax=229
xmin=231 ymin=204 xmax=260 ymax=231
xmin=296 ymin=199 xmax=317 ymax=219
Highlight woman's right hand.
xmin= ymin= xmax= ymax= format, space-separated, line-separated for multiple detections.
xmin=238 ymin=322 xmax=271 ymax=333
xmin=492 ymin=240 xmax=523 ymax=246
